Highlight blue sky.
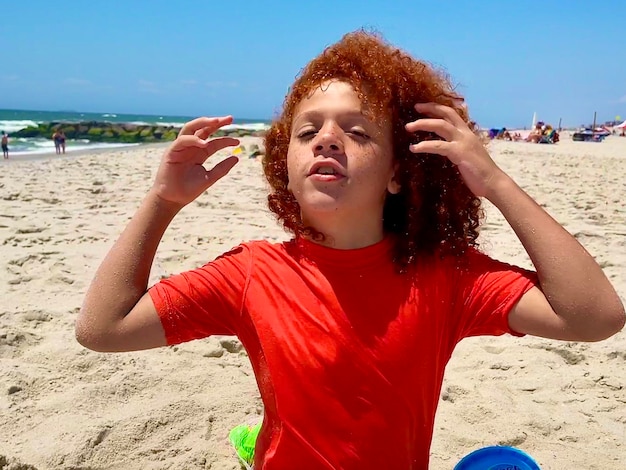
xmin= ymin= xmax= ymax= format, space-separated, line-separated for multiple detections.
xmin=2 ymin=0 xmax=625 ymax=128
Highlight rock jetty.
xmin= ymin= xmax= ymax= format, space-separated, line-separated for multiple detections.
xmin=12 ymin=121 xmax=265 ymax=144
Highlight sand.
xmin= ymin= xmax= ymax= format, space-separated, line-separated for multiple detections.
xmin=0 ymin=134 xmax=624 ymax=469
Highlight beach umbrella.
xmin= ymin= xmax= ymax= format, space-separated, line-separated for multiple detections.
xmin=615 ymin=120 xmax=626 ymax=129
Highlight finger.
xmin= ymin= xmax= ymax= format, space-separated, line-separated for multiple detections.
xmin=414 ymin=103 xmax=466 ymax=128
xmin=170 ymin=135 xmax=238 ymax=154
xmin=409 ymin=139 xmax=454 ymax=157
xmin=194 ymin=122 xmax=233 ymax=140
xmin=405 ymin=118 xmax=458 ymax=141
xmin=166 ymin=136 xmax=210 ymax=163
xmin=202 ymin=156 xmax=239 ymax=188
xmin=195 ymin=127 xmax=213 ymax=140
xmin=178 ymin=116 xmax=233 ymax=136
xmin=193 ymin=137 xmax=240 ymax=164
xmin=170 ymin=134 xmax=211 ymax=153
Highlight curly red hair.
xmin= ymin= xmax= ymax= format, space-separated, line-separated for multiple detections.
xmin=262 ymin=30 xmax=482 ymax=270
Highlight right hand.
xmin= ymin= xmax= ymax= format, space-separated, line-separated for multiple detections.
xmin=151 ymin=116 xmax=240 ymax=207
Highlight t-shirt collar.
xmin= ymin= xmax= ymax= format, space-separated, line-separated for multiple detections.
xmin=295 ymin=234 xmax=394 ymax=269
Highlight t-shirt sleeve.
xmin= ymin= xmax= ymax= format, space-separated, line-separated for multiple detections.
xmin=148 ymin=244 xmax=252 ymax=345
xmin=452 ymin=248 xmax=538 ymax=340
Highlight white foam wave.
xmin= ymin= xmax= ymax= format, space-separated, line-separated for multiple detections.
xmin=222 ymin=123 xmax=270 ymax=131
xmin=0 ymin=120 xmax=39 ymax=133
xmin=66 ymin=142 xmax=141 ymax=153
xmin=124 ymin=121 xmax=184 ymax=127
xmin=32 ymin=140 xmax=56 ymax=148
xmin=137 ymin=121 xmax=268 ymax=130
xmin=154 ymin=121 xmax=185 ymax=127
xmin=12 ymin=140 xmax=140 ymax=156
xmin=0 ymin=119 xmax=268 ymax=134
xmin=134 ymin=121 xmax=268 ymax=130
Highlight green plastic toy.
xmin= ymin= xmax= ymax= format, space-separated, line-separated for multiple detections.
xmin=229 ymin=422 xmax=261 ymax=469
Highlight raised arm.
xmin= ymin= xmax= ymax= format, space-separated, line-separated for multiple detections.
xmin=76 ymin=116 xmax=240 ymax=352
xmin=407 ymin=103 xmax=625 ymax=342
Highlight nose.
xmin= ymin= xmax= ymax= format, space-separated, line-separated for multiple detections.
xmin=312 ymin=124 xmax=344 ymax=154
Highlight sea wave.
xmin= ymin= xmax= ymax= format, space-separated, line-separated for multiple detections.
xmin=157 ymin=121 xmax=192 ymax=127
xmin=8 ymin=137 xmax=140 ymax=156
xmin=126 ymin=121 xmax=269 ymax=131
xmin=1 ymin=117 xmax=270 ymax=134
xmin=223 ymin=123 xmax=270 ymax=132
xmin=124 ymin=120 xmax=187 ymax=127
xmin=0 ymin=120 xmax=39 ymax=133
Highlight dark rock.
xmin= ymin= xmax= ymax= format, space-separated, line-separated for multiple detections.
xmin=12 ymin=121 xmax=264 ymax=145
xmin=219 ymin=337 xmax=243 ymax=353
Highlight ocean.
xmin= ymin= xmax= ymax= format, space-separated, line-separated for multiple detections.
xmin=0 ymin=109 xmax=270 ymax=156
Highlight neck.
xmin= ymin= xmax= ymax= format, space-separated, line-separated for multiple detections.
xmin=302 ymin=211 xmax=385 ymax=249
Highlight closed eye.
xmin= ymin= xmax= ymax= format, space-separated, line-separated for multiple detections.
xmin=296 ymin=128 xmax=369 ymax=140
xmin=348 ymin=129 xmax=369 ymax=139
xmin=297 ymin=130 xmax=317 ymax=140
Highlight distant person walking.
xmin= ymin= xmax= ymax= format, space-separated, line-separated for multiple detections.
xmin=59 ymin=130 xmax=66 ymax=154
xmin=52 ymin=130 xmax=62 ymax=154
xmin=1 ymin=131 xmax=8 ymax=159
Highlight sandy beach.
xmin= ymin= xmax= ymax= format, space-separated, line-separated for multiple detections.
xmin=1 ymin=135 xmax=624 ymax=469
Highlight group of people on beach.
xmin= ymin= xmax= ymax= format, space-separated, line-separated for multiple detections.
xmin=0 ymin=129 xmax=67 ymax=159
xmin=52 ymin=130 xmax=66 ymax=154
xmin=489 ymin=127 xmax=523 ymax=141
xmin=489 ymin=122 xmax=560 ymax=144
xmin=525 ymin=122 xmax=559 ymax=143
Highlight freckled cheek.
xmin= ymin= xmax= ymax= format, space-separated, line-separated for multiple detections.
xmin=285 ymin=150 xmax=302 ymax=192
xmin=350 ymin=150 xmax=393 ymax=183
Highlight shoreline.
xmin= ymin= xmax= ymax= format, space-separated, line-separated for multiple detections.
xmin=1 ymin=142 xmax=171 ymax=163
xmin=2 ymin=134 xmax=264 ymax=164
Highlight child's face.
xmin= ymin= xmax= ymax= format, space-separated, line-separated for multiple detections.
xmin=287 ymin=80 xmax=399 ymax=226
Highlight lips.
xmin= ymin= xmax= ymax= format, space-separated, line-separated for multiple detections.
xmin=308 ymin=159 xmax=346 ymax=177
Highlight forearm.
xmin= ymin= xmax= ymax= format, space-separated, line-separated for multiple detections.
xmin=79 ymin=191 xmax=181 ymax=332
xmin=486 ymin=173 xmax=624 ymax=327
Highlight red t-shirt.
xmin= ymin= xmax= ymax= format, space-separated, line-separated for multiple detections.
xmin=149 ymin=236 xmax=537 ymax=469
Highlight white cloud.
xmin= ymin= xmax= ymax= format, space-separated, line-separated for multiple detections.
xmin=180 ymin=79 xmax=198 ymax=86
xmin=618 ymin=95 xmax=626 ymax=103
xmin=1 ymin=74 xmax=19 ymax=81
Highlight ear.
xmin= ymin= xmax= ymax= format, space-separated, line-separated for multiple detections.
xmin=387 ymin=164 xmax=401 ymax=195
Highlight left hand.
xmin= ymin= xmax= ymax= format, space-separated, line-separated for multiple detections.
xmin=405 ymin=102 xmax=506 ymax=198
